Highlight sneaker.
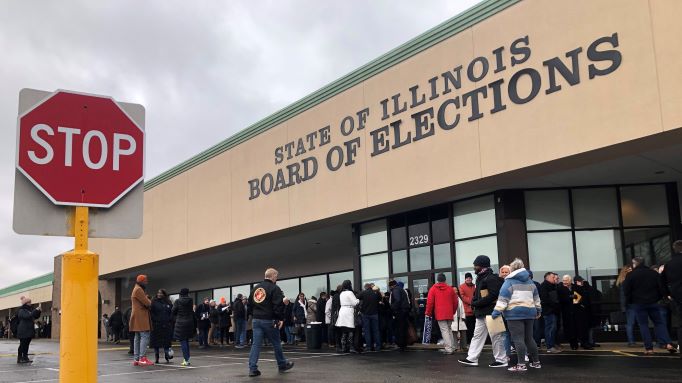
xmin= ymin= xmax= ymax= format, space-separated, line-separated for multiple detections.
xmin=546 ymin=347 xmax=562 ymax=353
xmin=489 ymin=361 xmax=508 ymax=368
xmin=249 ymin=370 xmax=261 ymax=377
xmin=132 ymin=360 xmax=139 ymax=366
xmin=524 ymin=355 xmax=529 ymax=362
xmin=181 ymin=359 xmax=190 ymax=367
xmin=458 ymin=358 xmax=478 ymax=366
xmin=508 ymin=364 xmax=527 ymax=372
xmin=438 ymin=349 xmax=454 ymax=355
xmin=138 ymin=356 xmax=155 ymax=366
xmin=279 ymin=361 xmax=294 ymax=373
xmin=529 ymin=362 xmax=542 ymax=369
xmin=510 ymin=346 xmax=516 ymax=354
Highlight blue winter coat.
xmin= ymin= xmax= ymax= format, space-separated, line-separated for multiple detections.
xmin=491 ymin=268 xmax=541 ymax=321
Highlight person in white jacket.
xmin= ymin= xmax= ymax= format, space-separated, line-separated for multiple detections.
xmin=452 ymin=286 xmax=468 ymax=351
xmin=334 ymin=280 xmax=360 ymax=353
xmin=325 ymin=290 xmax=337 ymax=348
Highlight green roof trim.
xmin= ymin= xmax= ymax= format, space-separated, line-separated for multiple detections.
xmin=143 ymin=0 xmax=521 ymax=191
xmin=0 ymin=272 xmax=53 ymax=298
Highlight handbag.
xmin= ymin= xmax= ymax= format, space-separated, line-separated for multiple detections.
xmin=407 ymin=322 xmax=418 ymax=345
xmin=422 ymin=317 xmax=433 ymax=344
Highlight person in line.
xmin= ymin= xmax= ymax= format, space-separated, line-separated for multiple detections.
xmin=557 ymin=275 xmax=575 ymax=349
xmin=662 ymin=240 xmax=682 ymax=356
xmin=498 ymin=265 xmax=513 ymax=358
xmin=172 ymin=288 xmax=194 ymax=366
xmin=425 ymin=273 xmax=459 ymax=355
xmin=335 ymin=280 xmax=360 ymax=353
xmin=247 ymin=267 xmax=294 ymax=377
xmin=359 ymin=283 xmax=382 ymax=351
xmin=389 ymin=280 xmax=410 ymax=352
xmin=109 ymin=306 xmax=123 ymax=344
xmin=293 ymin=293 xmax=307 ymax=344
xmin=306 ymin=294 xmax=318 ymax=325
xmin=217 ymin=297 xmax=232 ymax=347
xmin=130 ymin=274 xmax=153 ymax=366
xmin=208 ymin=299 xmax=220 ymax=346
xmin=325 ymin=290 xmax=337 ymax=348
xmin=124 ymin=305 xmax=133 ymax=355
xmin=459 ymin=273 xmax=476 ymax=344
xmin=492 ymin=258 xmax=542 ymax=372
xmin=16 ymin=296 xmax=41 ymax=364
xmin=316 ymin=292 xmax=328 ymax=344
xmin=150 ymin=289 xmax=174 ymax=364
xmin=233 ymin=294 xmax=247 ymax=348
xmin=572 ymin=276 xmax=593 ymax=350
xmin=615 ymin=265 xmax=636 ymax=346
xmin=623 ymin=256 xmax=677 ymax=354
xmin=653 ymin=265 xmax=672 ymax=348
xmin=528 ymin=270 xmax=543 ymax=348
xmin=102 ymin=314 xmax=111 ymax=342
xmin=283 ymin=298 xmax=295 ymax=345
xmin=378 ymin=290 xmax=393 ymax=348
xmin=196 ymin=297 xmax=211 ymax=349
xmin=458 ymin=255 xmax=507 ymax=368
xmin=451 ymin=286 xmax=468 ymax=351
xmin=539 ymin=272 xmax=561 ymax=353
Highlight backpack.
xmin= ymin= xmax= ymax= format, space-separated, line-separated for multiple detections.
xmin=10 ymin=315 xmax=19 ymax=338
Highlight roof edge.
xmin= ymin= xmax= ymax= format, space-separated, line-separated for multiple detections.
xmin=143 ymin=0 xmax=521 ymax=191
xmin=0 ymin=272 xmax=54 ymax=298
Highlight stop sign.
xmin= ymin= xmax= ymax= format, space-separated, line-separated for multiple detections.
xmin=17 ymin=90 xmax=144 ymax=208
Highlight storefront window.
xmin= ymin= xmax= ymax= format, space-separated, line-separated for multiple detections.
xmin=360 ymin=220 xmax=388 ymax=255
xmin=409 ymin=246 xmax=431 ymax=271
xmin=231 ymin=285 xmax=250 ymax=301
xmin=329 ymin=271 xmax=353 ymax=291
xmin=575 ymin=230 xmax=622 ymax=280
xmin=455 ymin=236 xmax=499 ymax=283
xmin=624 ymin=228 xmax=671 ymax=267
xmin=169 ymin=294 xmax=179 ymax=303
xmin=527 ymin=232 xmax=574 ymax=279
xmin=392 ymin=250 xmax=408 ymax=274
xmin=620 ymin=185 xmax=669 ymax=227
xmin=213 ymin=287 xmax=231 ymax=303
xmin=525 ymin=190 xmax=571 ymax=230
xmin=196 ymin=289 xmax=213 ymax=302
xmin=433 ymin=271 xmax=453 ymax=286
xmin=572 ymin=188 xmax=619 ymax=229
xmin=277 ymin=278 xmax=299 ymax=301
xmin=361 ymin=253 xmax=389 ymax=291
xmin=301 ymin=275 xmax=327 ymax=298
xmin=433 ymin=243 xmax=451 ymax=269
xmin=453 ymin=195 xmax=496 ymax=239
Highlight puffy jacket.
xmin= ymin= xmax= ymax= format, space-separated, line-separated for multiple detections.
xmin=425 ymin=282 xmax=459 ymax=321
xmin=218 ymin=304 xmax=231 ymax=327
xmin=248 ymin=279 xmax=285 ymax=321
xmin=358 ymin=288 xmax=381 ymax=315
xmin=109 ymin=310 xmax=123 ymax=329
xmin=16 ymin=304 xmax=41 ymax=339
xmin=471 ymin=269 xmax=503 ymax=318
xmin=389 ymin=285 xmax=410 ymax=313
xmin=492 ymin=268 xmax=541 ymax=320
xmin=232 ymin=299 xmax=246 ymax=320
xmin=458 ymin=282 xmax=475 ymax=317
xmin=172 ymin=295 xmax=194 ymax=341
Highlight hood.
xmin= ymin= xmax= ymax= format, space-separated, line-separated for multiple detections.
xmin=434 ymin=282 xmax=450 ymax=291
xmin=507 ymin=268 xmax=530 ymax=282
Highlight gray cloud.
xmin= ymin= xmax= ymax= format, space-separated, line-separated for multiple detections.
xmin=0 ymin=0 xmax=482 ymax=287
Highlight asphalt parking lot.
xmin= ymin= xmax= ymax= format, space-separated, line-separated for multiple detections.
xmin=0 ymin=340 xmax=680 ymax=383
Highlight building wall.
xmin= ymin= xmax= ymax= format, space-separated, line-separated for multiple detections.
xmin=92 ymin=0 xmax=682 ymax=275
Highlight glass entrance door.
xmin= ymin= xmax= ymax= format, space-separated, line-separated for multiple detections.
xmin=409 ymin=273 xmax=433 ymax=341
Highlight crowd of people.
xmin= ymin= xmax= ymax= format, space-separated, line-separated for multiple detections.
xmin=8 ymin=240 xmax=682 ymax=375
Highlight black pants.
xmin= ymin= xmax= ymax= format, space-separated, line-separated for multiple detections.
xmin=328 ymin=324 xmax=336 ymax=346
xmin=128 ymin=331 xmax=135 ymax=352
xmin=112 ymin=326 xmax=122 ymax=342
xmin=465 ymin=315 xmax=476 ymax=344
xmin=18 ymin=338 xmax=31 ymax=359
xmin=219 ymin=326 xmax=229 ymax=344
xmin=394 ymin=311 xmax=409 ymax=349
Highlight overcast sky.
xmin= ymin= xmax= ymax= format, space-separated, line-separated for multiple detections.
xmin=0 ymin=0 xmax=483 ymax=288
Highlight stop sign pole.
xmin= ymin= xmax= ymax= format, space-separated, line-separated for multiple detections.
xmin=14 ymin=89 xmax=144 ymax=383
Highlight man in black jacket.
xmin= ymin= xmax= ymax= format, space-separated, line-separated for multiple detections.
xmin=539 ymin=272 xmax=561 ymax=353
xmin=109 ymin=307 xmax=123 ymax=344
xmin=247 ymin=268 xmax=293 ymax=377
xmin=389 ymin=280 xmax=410 ymax=352
xmin=16 ymin=296 xmax=41 ymax=364
xmin=359 ymin=283 xmax=382 ymax=351
xmin=316 ymin=292 xmax=328 ymax=344
xmin=662 ymin=240 xmax=682 ymax=354
xmin=459 ymin=255 xmax=506 ymax=368
xmin=124 ymin=306 xmax=133 ymax=354
xmin=233 ymin=294 xmax=247 ymax=348
xmin=623 ymin=256 xmax=676 ymax=353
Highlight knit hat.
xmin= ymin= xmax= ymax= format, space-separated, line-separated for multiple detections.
xmin=20 ymin=296 xmax=31 ymax=305
xmin=180 ymin=288 xmax=189 ymax=296
xmin=220 ymin=297 xmax=226 ymax=304
xmin=473 ymin=255 xmax=491 ymax=268
xmin=136 ymin=274 xmax=147 ymax=284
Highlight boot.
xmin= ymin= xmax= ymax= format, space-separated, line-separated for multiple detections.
xmin=349 ymin=332 xmax=358 ymax=354
xmin=17 ymin=355 xmax=22 ymax=364
xmin=154 ymin=350 xmax=159 ymax=364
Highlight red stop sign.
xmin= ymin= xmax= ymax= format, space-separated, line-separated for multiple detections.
xmin=17 ymin=90 xmax=144 ymax=208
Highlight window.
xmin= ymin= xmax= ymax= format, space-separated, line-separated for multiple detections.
xmin=277 ymin=278 xmax=299 ymax=301
xmin=525 ymin=190 xmax=571 ymax=230
xmin=169 ymin=294 xmax=179 ymax=303
xmin=433 ymin=243 xmax=451 ymax=269
xmin=527 ymin=232 xmax=575 ymax=279
xmin=620 ymin=185 xmax=669 ymax=227
xmin=624 ymin=227 xmax=671 ymax=267
xmin=361 ymin=253 xmax=389 ymax=291
xmin=575 ymin=230 xmax=622 ymax=279
xmin=301 ymin=275 xmax=327 ymax=299
xmin=196 ymin=289 xmax=213 ymax=303
xmin=231 ymin=285 xmax=250 ymax=301
xmin=329 ymin=271 xmax=353 ymax=292
xmin=455 ymin=236 xmax=499 ymax=281
xmin=392 ymin=250 xmax=408 ymax=274
xmin=360 ymin=220 xmax=388 ymax=254
xmin=409 ymin=246 xmax=431 ymax=271
xmin=453 ymin=195 xmax=496 ymax=239
xmin=572 ymin=188 xmax=619 ymax=228
xmin=434 ymin=271 xmax=453 ymax=286
xmin=213 ymin=287 xmax=231 ymax=303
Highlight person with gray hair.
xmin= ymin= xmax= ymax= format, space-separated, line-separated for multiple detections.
xmin=491 ymin=258 xmax=542 ymax=372
xmin=15 ymin=296 xmax=41 ymax=364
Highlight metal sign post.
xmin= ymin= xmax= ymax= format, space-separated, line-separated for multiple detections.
xmin=60 ymin=206 xmax=98 ymax=382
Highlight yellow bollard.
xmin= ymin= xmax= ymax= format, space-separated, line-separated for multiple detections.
xmin=59 ymin=206 xmax=98 ymax=382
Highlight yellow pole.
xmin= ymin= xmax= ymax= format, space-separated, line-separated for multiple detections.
xmin=60 ymin=206 xmax=98 ymax=383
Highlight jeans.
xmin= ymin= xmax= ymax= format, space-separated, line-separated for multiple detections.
xmin=625 ymin=307 xmax=637 ymax=344
xmin=657 ymin=305 xmax=669 ymax=347
xmin=533 ymin=317 xmax=543 ymax=347
xmin=631 ymin=303 xmax=672 ymax=349
xmin=285 ymin=325 xmax=295 ymax=344
xmin=235 ymin=318 xmax=247 ymax=346
xmin=507 ymin=319 xmax=540 ymax=364
xmin=362 ymin=314 xmax=381 ymax=350
xmin=248 ymin=319 xmax=288 ymax=373
xmin=467 ymin=317 xmax=506 ymax=363
xmin=198 ymin=327 xmax=209 ymax=346
xmin=328 ymin=324 xmax=336 ymax=347
xmin=180 ymin=340 xmax=190 ymax=361
xmin=543 ymin=314 xmax=557 ymax=349
xmin=133 ymin=331 xmax=150 ymax=361
xmin=503 ymin=331 xmax=511 ymax=356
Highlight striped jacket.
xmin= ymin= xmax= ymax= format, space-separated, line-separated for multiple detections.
xmin=491 ymin=268 xmax=541 ymax=321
